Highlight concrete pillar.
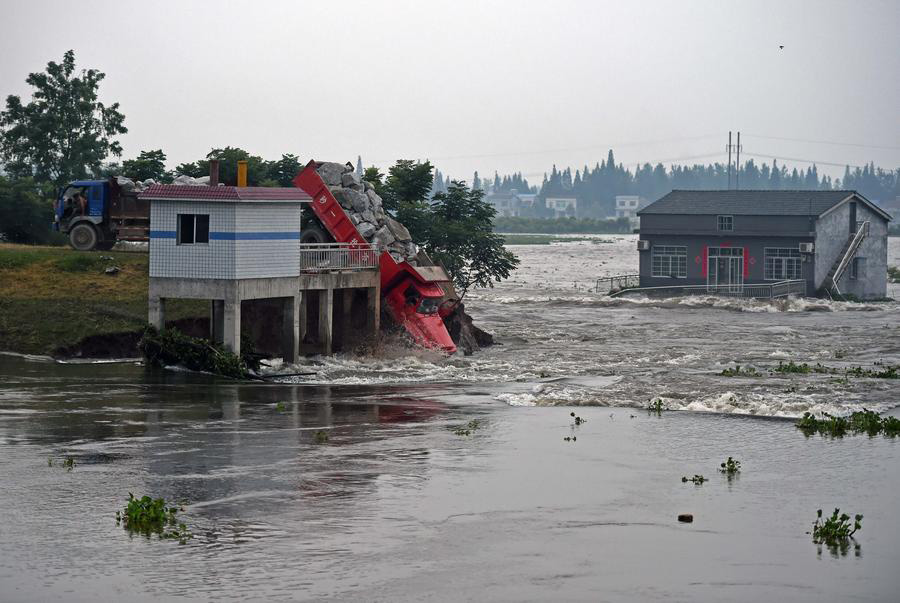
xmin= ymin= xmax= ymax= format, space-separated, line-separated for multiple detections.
xmin=318 ymin=288 xmax=333 ymax=355
xmin=223 ymin=298 xmax=241 ymax=356
xmin=148 ymin=296 xmax=166 ymax=330
xmin=282 ymin=294 xmax=300 ymax=364
xmin=340 ymin=288 xmax=354 ymax=350
xmin=366 ymin=286 xmax=380 ymax=336
xmin=210 ymin=300 xmax=225 ymax=343
xmin=299 ymin=292 xmax=309 ymax=350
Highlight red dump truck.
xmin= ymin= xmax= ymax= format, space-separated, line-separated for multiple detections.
xmin=293 ymin=162 xmax=457 ymax=355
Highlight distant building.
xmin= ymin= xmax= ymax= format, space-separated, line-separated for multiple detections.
xmin=545 ymin=197 xmax=577 ymax=218
xmin=615 ymin=195 xmax=648 ymax=227
xmin=637 ymin=190 xmax=891 ymax=299
xmin=486 ymin=191 xmax=522 ymax=217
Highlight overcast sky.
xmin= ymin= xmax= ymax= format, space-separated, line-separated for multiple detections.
xmin=1 ymin=0 xmax=897 ymax=183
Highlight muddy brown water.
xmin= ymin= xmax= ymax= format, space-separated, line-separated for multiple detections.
xmin=1 ymin=236 xmax=899 ymax=602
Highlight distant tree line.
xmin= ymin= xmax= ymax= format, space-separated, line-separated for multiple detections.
xmin=490 ymin=149 xmax=899 ymax=219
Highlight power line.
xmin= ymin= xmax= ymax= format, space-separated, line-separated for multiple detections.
xmin=742 ymin=133 xmax=900 ymax=152
xmin=742 ymin=151 xmax=867 ymax=169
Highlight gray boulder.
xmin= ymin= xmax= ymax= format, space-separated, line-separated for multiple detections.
xmin=386 ymin=216 xmax=412 ymax=242
xmin=357 ymin=222 xmax=377 ymax=239
xmin=366 ymin=189 xmax=382 ymax=208
xmin=363 ymin=181 xmax=373 ymax=192
xmin=360 ymin=209 xmax=376 ymax=224
xmin=341 ymin=172 xmax=361 ymax=187
xmin=373 ymin=225 xmax=396 ymax=248
xmin=332 ymin=188 xmax=368 ymax=213
xmin=317 ymin=162 xmax=346 ymax=186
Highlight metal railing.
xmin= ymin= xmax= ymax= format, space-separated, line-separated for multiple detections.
xmin=608 ymin=279 xmax=807 ymax=299
xmin=299 ymin=242 xmax=379 ymax=272
xmin=595 ymin=274 xmax=640 ymax=293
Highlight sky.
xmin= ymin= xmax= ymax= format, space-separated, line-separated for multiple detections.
xmin=1 ymin=0 xmax=898 ymax=183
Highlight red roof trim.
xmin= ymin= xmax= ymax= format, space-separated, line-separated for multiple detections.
xmin=138 ymin=185 xmax=311 ymax=202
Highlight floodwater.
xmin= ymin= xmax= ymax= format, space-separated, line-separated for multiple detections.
xmin=1 ymin=236 xmax=899 ymax=602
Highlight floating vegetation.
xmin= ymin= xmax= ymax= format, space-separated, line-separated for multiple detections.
xmin=453 ymin=419 xmax=481 ymax=436
xmin=719 ymin=365 xmax=760 ymax=377
xmin=796 ymin=410 xmax=900 ymax=437
xmin=772 ymin=360 xmax=897 ymax=379
xmin=773 ymin=361 xmax=836 ymax=375
xmin=116 ymin=493 xmax=192 ymax=544
xmin=63 ymin=457 xmax=75 ymax=471
xmin=681 ymin=475 xmax=707 ymax=485
xmin=811 ymin=508 xmax=862 ymax=554
xmin=563 ymin=436 xmax=577 ymax=442
xmin=719 ymin=456 xmax=741 ymax=475
xmin=845 ymin=365 xmax=898 ymax=379
xmin=139 ymin=326 xmax=251 ymax=379
xmin=275 ymin=402 xmax=286 ymax=412
xmin=569 ymin=411 xmax=586 ymax=426
xmin=647 ymin=398 xmax=665 ymax=415
xmin=314 ymin=430 xmax=330 ymax=444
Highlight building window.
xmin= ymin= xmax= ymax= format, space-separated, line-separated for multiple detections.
xmin=177 ymin=214 xmax=210 ymax=245
xmin=651 ymin=246 xmax=687 ymax=278
xmin=717 ymin=215 xmax=733 ymax=231
xmin=764 ymin=248 xmax=802 ymax=280
xmin=708 ymin=247 xmax=743 ymax=257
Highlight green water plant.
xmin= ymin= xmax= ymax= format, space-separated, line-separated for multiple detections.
xmin=719 ymin=457 xmax=741 ymax=475
xmin=63 ymin=457 xmax=75 ymax=471
xmin=569 ymin=412 xmax=586 ymax=426
xmin=116 ymin=493 xmax=192 ymax=543
xmin=139 ymin=326 xmax=250 ymax=379
xmin=453 ymin=419 xmax=481 ymax=436
xmin=797 ymin=410 xmax=899 ymax=437
xmin=275 ymin=402 xmax=286 ymax=412
xmin=647 ymin=398 xmax=665 ymax=414
xmin=720 ymin=365 xmax=760 ymax=377
xmin=812 ymin=508 xmax=862 ymax=548
xmin=314 ymin=430 xmax=329 ymax=444
xmin=681 ymin=475 xmax=707 ymax=485
xmin=563 ymin=436 xmax=577 ymax=442
xmin=845 ymin=365 xmax=898 ymax=379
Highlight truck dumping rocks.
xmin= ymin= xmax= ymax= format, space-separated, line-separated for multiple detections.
xmin=315 ymin=162 xmax=418 ymax=263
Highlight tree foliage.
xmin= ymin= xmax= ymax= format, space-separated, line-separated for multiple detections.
xmin=0 ymin=50 xmax=127 ymax=185
xmin=175 ymin=147 xmax=301 ymax=187
xmin=122 ymin=149 xmax=171 ymax=183
xmin=0 ymin=176 xmax=62 ymax=244
xmin=381 ymin=159 xmax=434 ymax=212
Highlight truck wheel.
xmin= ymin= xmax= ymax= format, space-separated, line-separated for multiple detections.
xmin=69 ymin=223 xmax=98 ymax=251
xmin=300 ymin=224 xmax=331 ymax=244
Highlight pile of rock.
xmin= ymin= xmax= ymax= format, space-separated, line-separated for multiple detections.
xmin=114 ymin=174 xmax=211 ymax=194
xmin=315 ymin=162 xmax=418 ymax=263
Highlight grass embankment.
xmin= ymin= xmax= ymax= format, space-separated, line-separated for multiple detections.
xmin=0 ymin=244 xmax=205 ymax=356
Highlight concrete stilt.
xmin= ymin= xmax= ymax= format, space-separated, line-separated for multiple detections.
xmin=210 ymin=300 xmax=225 ymax=343
xmin=318 ymin=288 xmax=333 ymax=355
xmin=223 ymin=298 xmax=242 ymax=356
xmin=340 ymin=289 xmax=354 ymax=350
xmin=299 ymin=291 xmax=309 ymax=348
xmin=366 ymin=286 xmax=380 ymax=337
xmin=149 ymin=296 xmax=166 ymax=330
xmin=282 ymin=294 xmax=300 ymax=364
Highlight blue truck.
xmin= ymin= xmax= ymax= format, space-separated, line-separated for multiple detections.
xmin=53 ymin=178 xmax=150 ymax=250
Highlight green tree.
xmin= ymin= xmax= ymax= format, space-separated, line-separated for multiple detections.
xmin=175 ymin=147 xmax=267 ymax=186
xmin=122 ymin=149 xmax=171 ymax=183
xmin=364 ymin=166 xmax=386 ymax=197
xmin=422 ymin=181 xmax=519 ymax=297
xmin=0 ymin=50 xmax=127 ymax=185
xmin=382 ymin=160 xmax=434 ymax=212
xmin=0 ymin=176 xmax=62 ymax=244
xmin=266 ymin=153 xmax=303 ymax=187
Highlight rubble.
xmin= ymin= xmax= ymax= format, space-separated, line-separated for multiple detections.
xmin=315 ymin=161 xmax=416 ymax=263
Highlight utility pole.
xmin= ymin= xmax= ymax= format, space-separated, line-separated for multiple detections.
xmin=726 ymin=131 xmax=733 ymax=189
xmin=735 ymin=132 xmax=742 ymax=189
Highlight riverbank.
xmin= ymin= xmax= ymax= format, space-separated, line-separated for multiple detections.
xmin=0 ymin=244 xmax=206 ymax=356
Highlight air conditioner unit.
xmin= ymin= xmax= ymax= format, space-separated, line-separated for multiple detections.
xmin=799 ymin=242 xmax=814 ymax=253
xmin=637 ymin=240 xmax=650 ymax=251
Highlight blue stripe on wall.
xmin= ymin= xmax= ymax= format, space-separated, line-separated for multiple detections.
xmin=149 ymin=231 xmax=301 ymax=240
xmin=210 ymin=232 xmax=301 ymax=240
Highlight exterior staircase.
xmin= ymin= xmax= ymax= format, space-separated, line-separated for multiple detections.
xmin=823 ymin=221 xmax=869 ymax=296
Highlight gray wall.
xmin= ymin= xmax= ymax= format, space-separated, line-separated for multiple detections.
xmin=639 ymin=213 xmax=813 ymax=236
xmin=814 ymin=200 xmax=888 ymax=299
xmin=637 ymin=233 xmax=815 ymax=291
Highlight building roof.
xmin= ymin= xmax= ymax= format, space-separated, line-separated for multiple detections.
xmin=139 ymin=185 xmax=311 ymax=202
xmin=638 ymin=190 xmax=889 ymax=220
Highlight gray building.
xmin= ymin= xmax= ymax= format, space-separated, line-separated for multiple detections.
xmin=637 ymin=190 xmax=891 ymax=299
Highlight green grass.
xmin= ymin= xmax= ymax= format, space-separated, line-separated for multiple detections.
xmin=0 ymin=244 xmax=205 ymax=355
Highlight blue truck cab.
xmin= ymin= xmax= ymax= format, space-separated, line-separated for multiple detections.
xmin=54 ymin=178 xmax=150 ymax=251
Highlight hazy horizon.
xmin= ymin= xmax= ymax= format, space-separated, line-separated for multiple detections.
xmin=1 ymin=0 xmax=898 ymax=182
